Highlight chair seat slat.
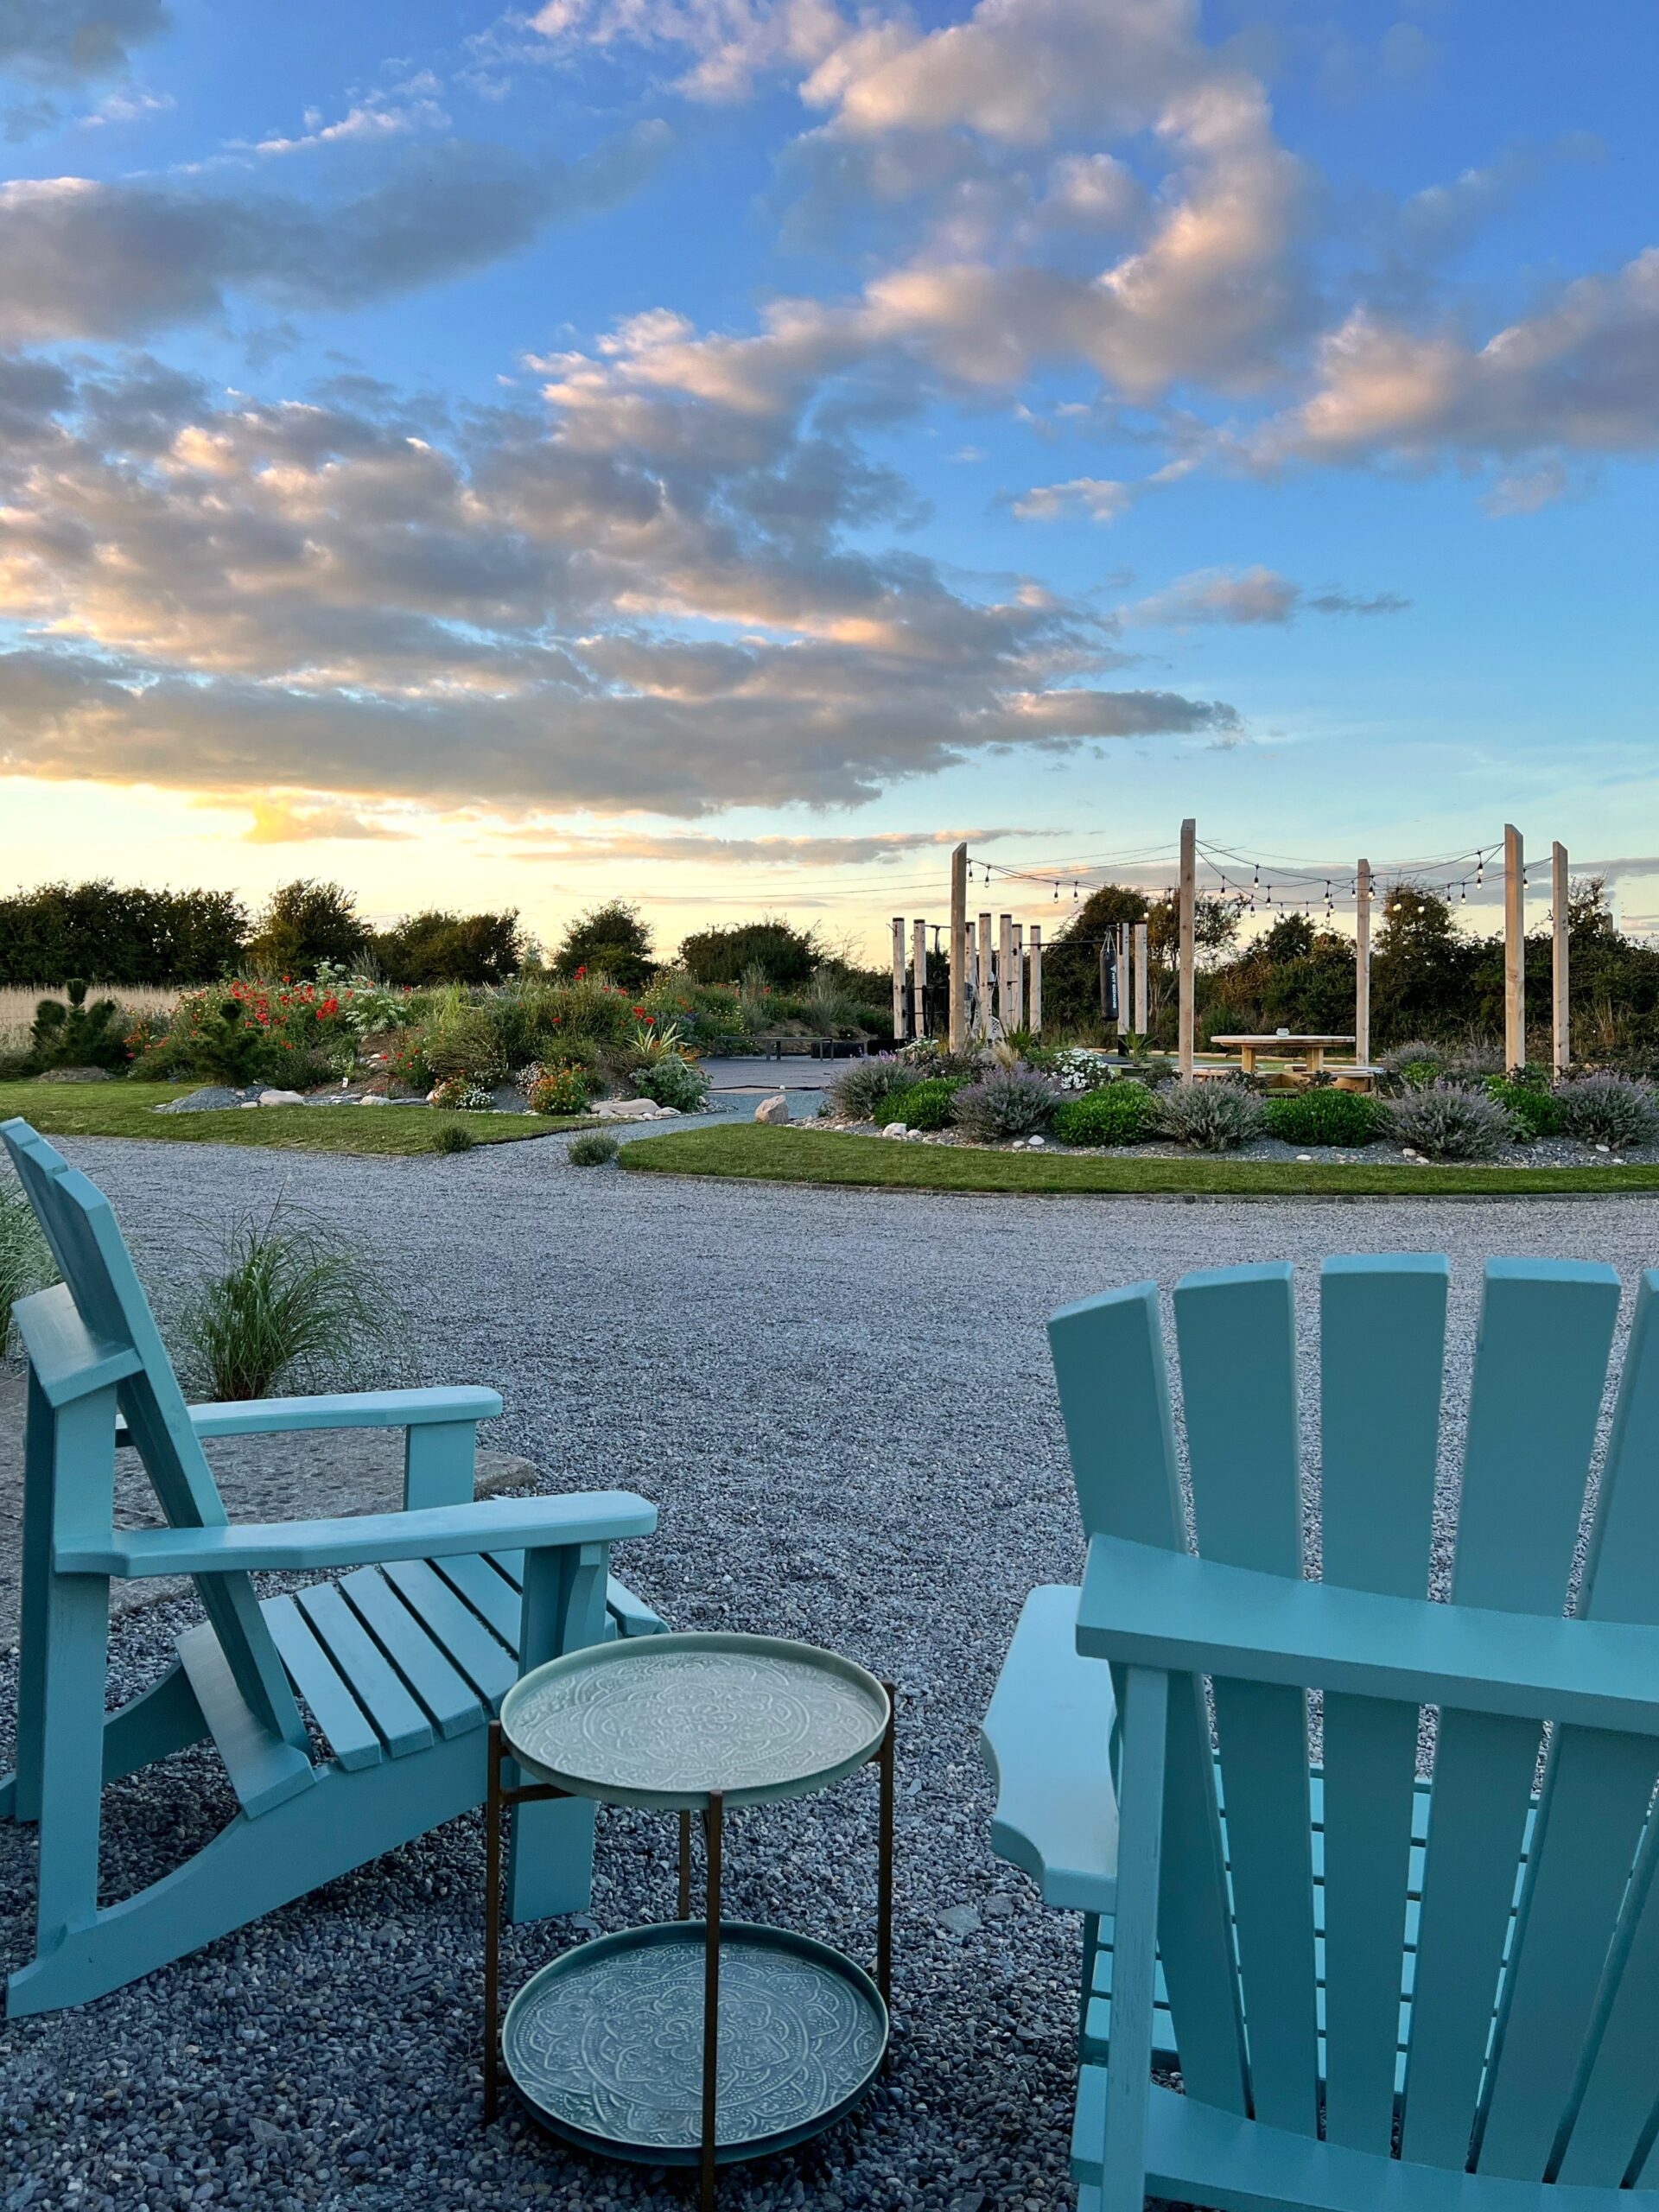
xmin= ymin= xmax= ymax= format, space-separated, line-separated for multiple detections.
xmin=379 ymin=1560 xmax=518 ymax=1703
xmin=263 ymin=1594 xmax=383 ymax=1771
xmin=295 ymin=1584 xmax=434 ymax=1757
xmin=430 ymin=1552 xmax=523 ymax=1645
xmin=338 ymin=1568 xmax=486 ymax=1740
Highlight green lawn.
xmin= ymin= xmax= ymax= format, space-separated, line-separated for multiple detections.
xmin=0 ymin=1081 xmax=593 ymax=1155
xmin=619 ymin=1122 xmax=1659 ymax=1198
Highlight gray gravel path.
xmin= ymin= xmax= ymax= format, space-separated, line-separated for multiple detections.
xmin=3 ymin=1134 xmax=1656 ymax=2212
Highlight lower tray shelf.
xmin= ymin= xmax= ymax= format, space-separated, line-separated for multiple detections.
xmin=502 ymin=1920 xmax=888 ymax=2167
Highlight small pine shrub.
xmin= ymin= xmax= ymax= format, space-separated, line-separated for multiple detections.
xmin=878 ymin=1075 xmax=963 ymax=1130
xmin=829 ymin=1056 xmax=915 ymax=1120
xmin=1553 ymin=1071 xmax=1659 ymax=1149
xmin=432 ymin=1121 xmax=476 ymax=1154
xmin=950 ymin=1069 xmax=1058 ymax=1142
xmin=526 ymin=1061 xmax=592 ymax=1116
xmin=1485 ymin=1071 xmax=1565 ymax=1141
xmin=568 ymin=1131 xmax=621 ymax=1166
xmin=28 ymin=980 xmax=129 ymax=1073
xmin=1262 ymin=1089 xmax=1384 ymax=1147
xmin=1154 ymin=1080 xmax=1264 ymax=1152
xmin=630 ymin=1053 xmax=709 ymax=1111
xmin=1052 ymin=1081 xmax=1158 ymax=1147
xmin=1389 ymin=1080 xmax=1515 ymax=1160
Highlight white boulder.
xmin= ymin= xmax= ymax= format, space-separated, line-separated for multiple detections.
xmin=881 ymin=1122 xmax=908 ymax=1138
xmin=257 ymin=1089 xmax=306 ymax=1107
xmin=754 ymin=1093 xmax=790 ymax=1124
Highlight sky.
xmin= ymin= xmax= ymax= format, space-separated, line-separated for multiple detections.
xmin=0 ymin=0 xmax=1656 ymax=960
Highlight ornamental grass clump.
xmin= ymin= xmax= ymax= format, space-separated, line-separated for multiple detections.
xmin=178 ymin=1207 xmax=391 ymax=1402
xmin=1553 ymin=1071 xmax=1659 ymax=1149
xmin=432 ymin=1121 xmax=476 ymax=1154
xmin=949 ymin=1069 xmax=1058 ymax=1142
xmin=1262 ymin=1088 xmax=1385 ymax=1147
xmin=1153 ymin=1079 xmax=1264 ymax=1152
xmin=1052 ymin=1080 xmax=1159 ymax=1147
xmin=1388 ymin=1079 xmax=1515 ymax=1161
xmin=568 ymin=1131 xmax=620 ymax=1166
xmin=2 ymin=1173 xmax=55 ymax=1356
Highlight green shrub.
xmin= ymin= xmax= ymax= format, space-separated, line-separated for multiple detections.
xmin=1381 ymin=1040 xmax=1445 ymax=1090
xmin=2 ymin=1173 xmax=56 ymax=1355
xmin=568 ymin=1131 xmax=621 ymax=1166
xmin=1485 ymin=1072 xmax=1565 ymax=1140
xmin=432 ymin=1121 xmax=476 ymax=1154
xmin=1389 ymin=1081 xmax=1515 ymax=1160
xmin=950 ymin=1070 xmax=1058 ymax=1141
xmin=1154 ymin=1080 xmax=1264 ymax=1152
xmin=1262 ymin=1089 xmax=1385 ymax=1147
xmin=527 ymin=1060 xmax=592 ymax=1116
xmin=177 ymin=1211 xmax=390 ymax=1401
xmin=423 ymin=1005 xmax=506 ymax=1084
xmin=630 ymin=1053 xmax=709 ymax=1111
xmin=829 ymin=1057 xmax=915 ymax=1120
xmin=27 ymin=979 xmax=130 ymax=1073
xmin=879 ymin=1075 xmax=963 ymax=1130
xmin=1053 ymin=1080 xmax=1159 ymax=1147
xmin=1553 ymin=1071 xmax=1659 ymax=1148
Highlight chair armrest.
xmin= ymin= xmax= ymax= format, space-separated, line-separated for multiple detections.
xmin=117 ymin=1385 xmax=503 ymax=1446
xmin=1077 ymin=1535 xmax=1659 ymax=1738
xmin=980 ymin=1585 xmax=1119 ymax=1914
xmin=58 ymin=1491 xmax=655 ymax=1579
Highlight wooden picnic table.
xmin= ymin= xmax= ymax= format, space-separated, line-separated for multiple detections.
xmin=1210 ymin=1033 xmax=1357 ymax=1076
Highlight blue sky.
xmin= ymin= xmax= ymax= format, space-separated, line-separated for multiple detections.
xmin=1 ymin=0 xmax=1655 ymax=954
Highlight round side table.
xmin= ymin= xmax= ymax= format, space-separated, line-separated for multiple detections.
xmin=483 ymin=1631 xmax=896 ymax=2209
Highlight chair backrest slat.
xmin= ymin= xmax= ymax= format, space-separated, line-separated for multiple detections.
xmin=1519 ymin=1273 xmax=1659 ymax=2188
xmin=1049 ymin=1283 xmax=1249 ymax=2115
xmin=1175 ymin=1262 xmax=1319 ymax=2137
xmin=2 ymin=1120 xmax=307 ymax=1752
xmin=1400 ymin=1261 xmax=1620 ymax=2171
xmin=1318 ymin=1255 xmax=1447 ymax=2152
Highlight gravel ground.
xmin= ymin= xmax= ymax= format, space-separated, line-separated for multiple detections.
xmin=4 ymin=1134 xmax=1657 ymax=2212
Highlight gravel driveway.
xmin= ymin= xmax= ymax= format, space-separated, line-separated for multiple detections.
xmin=3 ymin=1134 xmax=1656 ymax=2212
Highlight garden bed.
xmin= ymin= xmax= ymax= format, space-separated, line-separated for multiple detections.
xmin=0 ymin=1080 xmax=596 ymax=1155
xmin=619 ymin=1122 xmax=1659 ymax=1197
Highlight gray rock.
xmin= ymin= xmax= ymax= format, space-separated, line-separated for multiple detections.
xmin=34 ymin=1065 xmax=116 ymax=1083
xmin=939 ymin=1904 xmax=982 ymax=1937
xmin=152 ymin=1085 xmax=251 ymax=1114
xmin=754 ymin=1093 xmax=790 ymax=1124
xmin=257 ymin=1088 xmax=306 ymax=1107
xmin=594 ymin=1096 xmax=664 ymax=1120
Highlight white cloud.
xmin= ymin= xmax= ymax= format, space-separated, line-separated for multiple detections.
xmin=1130 ymin=566 xmax=1408 ymax=625
xmin=1010 ymin=476 xmax=1132 ymax=522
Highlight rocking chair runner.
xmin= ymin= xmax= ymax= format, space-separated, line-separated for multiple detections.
xmin=0 ymin=1118 xmax=663 ymax=2017
xmin=985 ymin=1254 xmax=1659 ymax=2209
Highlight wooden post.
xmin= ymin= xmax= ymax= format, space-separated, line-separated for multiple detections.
xmin=949 ymin=844 xmax=968 ymax=1052
xmin=1354 ymin=858 xmax=1371 ymax=1067
xmin=1010 ymin=923 xmax=1025 ymax=1031
xmin=998 ymin=913 xmax=1013 ymax=1031
xmin=1178 ymin=817 xmax=1196 ymax=1077
xmin=1134 ymin=920 xmax=1148 ymax=1034
xmin=1503 ymin=823 xmax=1524 ymax=1072
xmin=912 ymin=918 xmax=928 ymax=1040
xmin=976 ymin=912 xmax=992 ymax=1038
xmin=1552 ymin=840 xmax=1570 ymax=1077
xmin=1028 ymin=924 xmax=1043 ymax=1038
xmin=891 ymin=918 xmax=906 ymax=1042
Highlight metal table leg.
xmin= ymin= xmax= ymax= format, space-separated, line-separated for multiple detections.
xmin=702 ymin=1790 xmax=724 ymax=2212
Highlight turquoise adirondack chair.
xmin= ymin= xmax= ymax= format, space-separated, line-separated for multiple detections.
xmin=985 ymin=1255 xmax=1659 ymax=2209
xmin=0 ymin=1118 xmax=664 ymax=2017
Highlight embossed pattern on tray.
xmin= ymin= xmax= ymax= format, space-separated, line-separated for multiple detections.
xmin=504 ymin=1934 xmax=887 ymax=2151
xmin=505 ymin=1643 xmax=887 ymax=1802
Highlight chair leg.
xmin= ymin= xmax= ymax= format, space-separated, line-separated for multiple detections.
xmin=102 ymin=1661 xmax=207 ymax=1783
xmin=1079 ymin=1911 xmax=1102 ymax=2047
xmin=507 ymin=1541 xmax=609 ymax=1923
